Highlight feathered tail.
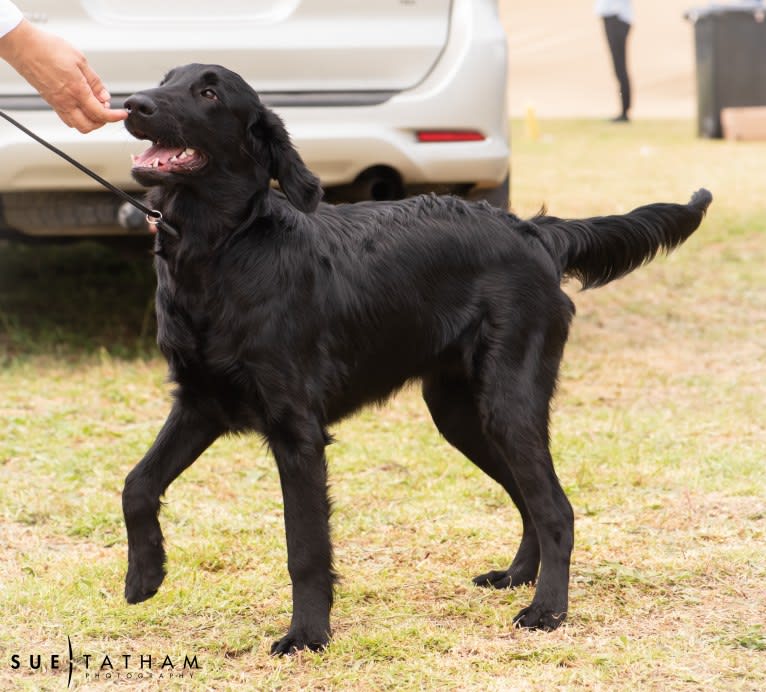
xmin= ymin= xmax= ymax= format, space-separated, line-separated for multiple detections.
xmin=534 ymin=189 xmax=712 ymax=289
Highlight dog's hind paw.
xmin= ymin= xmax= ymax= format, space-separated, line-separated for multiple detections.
xmin=513 ymin=603 xmax=567 ymax=631
xmin=472 ymin=566 xmax=537 ymax=589
xmin=270 ymin=630 xmax=329 ymax=656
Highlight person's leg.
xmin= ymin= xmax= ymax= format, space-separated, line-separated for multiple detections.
xmin=603 ymin=16 xmax=632 ymax=120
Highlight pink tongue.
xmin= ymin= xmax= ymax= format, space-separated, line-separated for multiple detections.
xmin=134 ymin=143 xmax=182 ymax=166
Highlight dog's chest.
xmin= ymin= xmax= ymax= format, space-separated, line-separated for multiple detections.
xmin=155 ymin=268 xmax=228 ymax=366
xmin=157 ymin=272 xmax=270 ymax=389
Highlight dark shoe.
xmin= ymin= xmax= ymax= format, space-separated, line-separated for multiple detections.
xmin=610 ymin=113 xmax=630 ymax=123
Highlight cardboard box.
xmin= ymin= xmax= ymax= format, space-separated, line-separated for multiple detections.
xmin=721 ymin=106 xmax=766 ymax=141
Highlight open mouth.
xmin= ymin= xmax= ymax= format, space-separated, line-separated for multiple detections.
xmin=131 ymin=143 xmax=207 ymax=173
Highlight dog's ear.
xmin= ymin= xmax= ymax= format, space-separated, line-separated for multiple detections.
xmin=249 ymin=108 xmax=323 ymax=213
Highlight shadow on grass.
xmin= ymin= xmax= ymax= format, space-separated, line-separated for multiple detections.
xmin=0 ymin=239 xmax=158 ymax=361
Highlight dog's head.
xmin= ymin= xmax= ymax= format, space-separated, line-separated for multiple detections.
xmin=124 ymin=63 xmax=322 ymax=213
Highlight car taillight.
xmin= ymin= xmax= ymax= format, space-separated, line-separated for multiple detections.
xmin=416 ymin=130 xmax=486 ymax=143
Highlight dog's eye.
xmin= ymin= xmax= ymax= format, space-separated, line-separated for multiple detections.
xmin=201 ymin=88 xmax=218 ymax=101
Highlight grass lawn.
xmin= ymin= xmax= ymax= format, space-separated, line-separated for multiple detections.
xmin=1 ymin=119 xmax=764 ymax=690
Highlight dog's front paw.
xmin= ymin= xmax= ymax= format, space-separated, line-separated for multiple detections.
xmin=124 ymin=541 xmax=166 ymax=604
xmin=513 ymin=602 xmax=567 ymax=631
xmin=270 ymin=629 xmax=329 ymax=656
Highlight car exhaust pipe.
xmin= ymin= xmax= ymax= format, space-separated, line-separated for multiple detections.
xmin=344 ymin=167 xmax=404 ymax=203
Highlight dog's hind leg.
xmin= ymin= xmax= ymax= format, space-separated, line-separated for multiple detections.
xmin=122 ymin=401 xmax=222 ymax=604
xmin=267 ymin=415 xmax=335 ymax=655
xmin=422 ymin=370 xmax=540 ymax=587
xmin=474 ymin=292 xmax=575 ymax=631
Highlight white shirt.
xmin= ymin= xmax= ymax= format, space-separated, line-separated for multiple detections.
xmin=594 ymin=0 xmax=633 ymax=24
xmin=0 ymin=0 xmax=23 ymax=38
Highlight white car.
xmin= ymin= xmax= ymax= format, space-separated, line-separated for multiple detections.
xmin=0 ymin=0 xmax=509 ymax=238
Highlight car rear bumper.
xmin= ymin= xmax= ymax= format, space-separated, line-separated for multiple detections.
xmin=280 ymin=0 xmax=509 ymax=189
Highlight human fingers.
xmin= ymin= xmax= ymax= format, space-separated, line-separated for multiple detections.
xmin=78 ymin=64 xmax=129 ymax=124
xmin=80 ymin=61 xmax=110 ymax=106
xmin=60 ymin=106 xmax=102 ymax=134
xmin=60 ymin=88 xmax=127 ymax=132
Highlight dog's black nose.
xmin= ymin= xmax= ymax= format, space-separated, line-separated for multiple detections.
xmin=124 ymin=94 xmax=157 ymax=117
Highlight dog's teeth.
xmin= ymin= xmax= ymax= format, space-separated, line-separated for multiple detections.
xmin=151 ymin=158 xmax=159 ymax=168
xmin=178 ymin=151 xmax=188 ymax=160
xmin=184 ymin=148 xmax=195 ymax=156
xmin=169 ymin=155 xmax=178 ymax=162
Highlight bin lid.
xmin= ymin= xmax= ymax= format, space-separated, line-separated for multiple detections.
xmin=686 ymin=1 xmax=766 ymax=22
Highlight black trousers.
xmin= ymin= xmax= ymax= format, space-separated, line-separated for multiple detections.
xmin=602 ymin=15 xmax=631 ymax=116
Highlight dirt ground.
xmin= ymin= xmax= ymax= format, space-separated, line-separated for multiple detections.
xmin=499 ymin=0 xmax=704 ymax=118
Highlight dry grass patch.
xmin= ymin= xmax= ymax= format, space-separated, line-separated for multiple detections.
xmin=1 ymin=119 xmax=764 ymax=689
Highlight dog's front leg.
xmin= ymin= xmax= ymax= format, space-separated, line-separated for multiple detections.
xmin=122 ymin=401 xmax=222 ymax=604
xmin=268 ymin=420 xmax=335 ymax=655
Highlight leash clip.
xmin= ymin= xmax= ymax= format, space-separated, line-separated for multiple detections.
xmin=146 ymin=209 xmax=162 ymax=226
xmin=146 ymin=209 xmax=180 ymax=239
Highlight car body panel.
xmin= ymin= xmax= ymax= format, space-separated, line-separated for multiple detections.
xmin=4 ymin=0 xmax=451 ymax=93
xmin=0 ymin=0 xmax=509 ymax=236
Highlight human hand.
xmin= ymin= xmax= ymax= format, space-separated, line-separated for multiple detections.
xmin=0 ymin=20 xmax=127 ymax=133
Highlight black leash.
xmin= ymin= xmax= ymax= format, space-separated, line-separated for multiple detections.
xmin=0 ymin=109 xmax=179 ymax=238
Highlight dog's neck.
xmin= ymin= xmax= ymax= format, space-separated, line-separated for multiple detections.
xmin=148 ymin=183 xmax=271 ymax=270
xmin=147 ymin=185 xmax=272 ymax=251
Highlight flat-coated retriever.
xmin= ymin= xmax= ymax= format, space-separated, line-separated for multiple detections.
xmin=122 ymin=64 xmax=711 ymax=655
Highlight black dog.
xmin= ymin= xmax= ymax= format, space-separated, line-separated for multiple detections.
xmin=121 ymin=63 xmax=711 ymax=655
